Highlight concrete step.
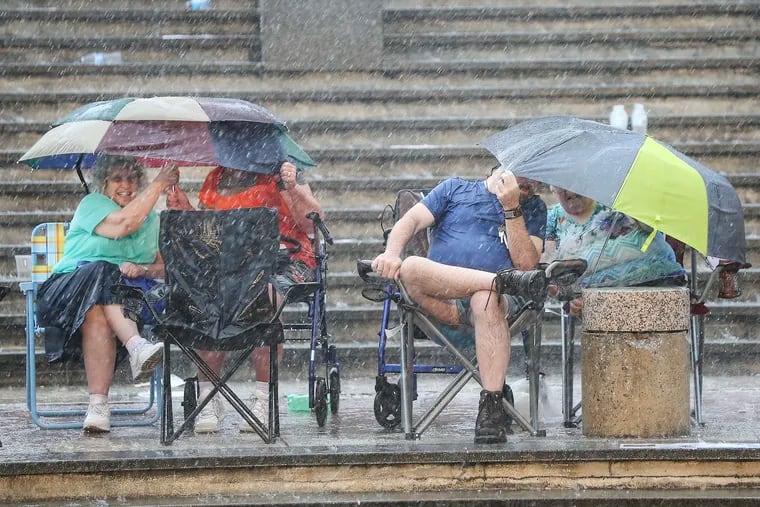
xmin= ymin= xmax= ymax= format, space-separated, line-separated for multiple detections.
xmin=1 ymin=36 xmax=258 ymax=64
xmin=1 ymin=194 xmax=759 ymax=244
xmin=4 ymin=235 xmax=760 ymax=279
xmin=1 ymin=171 xmax=759 ymax=214
xmin=4 ymin=150 xmax=760 ymax=181
xmin=8 ymin=26 xmax=757 ymax=64
xmin=1 ymin=301 xmax=759 ymax=363
xmin=7 ymin=2 xmax=754 ymax=41
xmin=2 ymin=337 xmax=758 ymax=391
xmin=3 ymin=264 xmax=760 ymax=313
xmin=388 ymin=34 xmax=758 ymax=63
xmin=1 ymin=65 xmax=754 ymax=98
xmin=5 ymin=114 xmax=760 ymax=151
xmin=4 ymin=15 xmax=256 ymax=41
xmin=5 ymin=0 xmax=250 ymax=9
xmin=383 ymin=3 xmax=760 ymax=33
xmin=386 ymin=29 xmax=760 ymax=54
xmin=2 ymin=85 xmax=759 ymax=122
xmin=1 ymin=55 xmax=756 ymax=88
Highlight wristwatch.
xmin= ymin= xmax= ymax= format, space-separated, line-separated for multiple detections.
xmin=502 ymin=207 xmax=523 ymax=220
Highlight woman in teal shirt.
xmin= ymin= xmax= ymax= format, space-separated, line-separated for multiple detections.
xmin=545 ymin=186 xmax=686 ymax=314
xmin=36 ymin=155 xmax=178 ymax=433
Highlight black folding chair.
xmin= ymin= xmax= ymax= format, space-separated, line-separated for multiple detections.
xmin=124 ymin=208 xmax=286 ymax=445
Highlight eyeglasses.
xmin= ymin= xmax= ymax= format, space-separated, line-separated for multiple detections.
xmin=107 ymin=173 xmax=139 ymax=184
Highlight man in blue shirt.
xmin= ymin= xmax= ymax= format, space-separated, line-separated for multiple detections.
xmin=372 ymin=168 xmax=546 ymax=444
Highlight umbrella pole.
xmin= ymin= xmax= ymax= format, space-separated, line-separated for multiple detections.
xmin=75 ymin=155 xmax=89 ymax=194
xmin=689 ymin=249 xmax=705 ymax=426
xmin=587 ymin=212 xmax=621 ymax=280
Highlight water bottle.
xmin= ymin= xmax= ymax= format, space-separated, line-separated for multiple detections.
xmin=79 ymin=51 xmax=122 ymax=65
xmin=80 ymin=52 xmax=104 ymax=64
xmin=187 ymin=0 xmax=211 ymax=10
xmin=609 ymin=104 xmax=629 ymax=130
xmin=630 ymin=103 xmax=648 ymax=134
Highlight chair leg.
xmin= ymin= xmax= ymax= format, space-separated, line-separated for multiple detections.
xmin=399 ymin=314 xmax=416 ymax=439
xmin=414 ymin=367 xmax=474 ymax=436
xmin=161 ymin=336 xmax=173 ymax=445
xmin=270 ymin=341 xmax=280 ymax=440
xmin=561 ymin=309 xmax=579 ymax=428
xmin=526 ymin=318 xmax=546 ymax=437
xmin=690 ymin=313 xmax=705 ymax=426
xmin=161 ymin=335 xmax=274 ymax=443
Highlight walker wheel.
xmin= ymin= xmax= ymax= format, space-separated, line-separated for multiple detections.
xmin=314 ymin=377 xmax=328 ymax=427
xmin=329 ymin=368 xmax=340 ymax=414
xmin=374 ymin=382 xmax=402 ymax=429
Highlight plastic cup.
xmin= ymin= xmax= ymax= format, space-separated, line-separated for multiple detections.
xmin=15 ymin=255 xmax=32 ymax=280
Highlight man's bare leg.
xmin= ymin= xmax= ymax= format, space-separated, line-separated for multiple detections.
xmin=399 ymin=256 xmax=498 ymax=325
xmin=469 ymin=290 xmax=511 ymax=392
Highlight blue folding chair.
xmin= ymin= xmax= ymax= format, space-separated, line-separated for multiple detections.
xmin=20 ymin=222 xmax=161 ymax=429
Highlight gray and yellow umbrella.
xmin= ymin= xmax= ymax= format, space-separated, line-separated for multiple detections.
xmin=480 ymin=116 xmax=746 ymax=264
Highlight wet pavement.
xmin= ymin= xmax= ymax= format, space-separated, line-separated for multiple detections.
xmin=2 ymin=372 xmax=760 ymax=505
xmin=1 ymin=372 xmax=759 ymax=462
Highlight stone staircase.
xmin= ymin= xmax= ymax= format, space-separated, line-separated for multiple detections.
xmin=0 ymin=0 xmax=759 ymax=382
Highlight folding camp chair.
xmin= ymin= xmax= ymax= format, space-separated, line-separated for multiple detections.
xmin=128 ymin=208 xmax=286 ymax=445
xmin=358 ymin=189 xmax=586 ymax=440
xmin=20 ymin=222 xmax=160 ymax=429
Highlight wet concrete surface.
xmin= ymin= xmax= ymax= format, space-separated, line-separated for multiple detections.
xmin=1 ymin=372 xmax=759 ymax=469
xmin=2 ymin=373 xmax=760 ymax=505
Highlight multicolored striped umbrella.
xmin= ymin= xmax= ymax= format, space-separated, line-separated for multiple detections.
xmin=19 ymin=96 xmax=316 ymax=174
xmin=480 ymin=116 xmax=746 ymax=264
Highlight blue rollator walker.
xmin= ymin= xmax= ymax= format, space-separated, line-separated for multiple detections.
xmin=280 ymin=211 xmax=338 ymax=427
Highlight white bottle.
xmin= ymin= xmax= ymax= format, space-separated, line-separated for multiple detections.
xmin=80 ymin=52 xmax=104 ymax=64
xmin=630 ymin=103 xmax=648 ymax=134
xmin=609 ymin=104 xmax=629 ymax=130
xmin=101 ymin=51 xmax=123 ymax=64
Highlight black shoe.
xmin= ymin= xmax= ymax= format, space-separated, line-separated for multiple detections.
xmin=474 ymin=389 xmax=508 ymax=444
xmin=494 ymin=268 xmax=548 ymax=303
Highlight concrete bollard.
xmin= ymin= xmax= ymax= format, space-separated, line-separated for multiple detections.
xmin=581 ymin=287 xmax=691 ymax=437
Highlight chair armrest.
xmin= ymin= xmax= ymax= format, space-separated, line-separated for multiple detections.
xmin=19 ymin=281 xmax=35 ymax=295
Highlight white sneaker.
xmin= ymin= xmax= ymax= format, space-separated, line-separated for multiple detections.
xmin=240 ymin=388 xmax=269 ymax=432
xmin=129 ymin=341 xmax=164 ymax=383
xmin=195 ymin=392 xmax=223 ymax=433
xmin=83 ymin=402 xmax=111 ymax=433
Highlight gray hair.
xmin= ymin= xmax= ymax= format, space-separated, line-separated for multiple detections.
xmin=90 ymin=155 xmax=146 ymax=193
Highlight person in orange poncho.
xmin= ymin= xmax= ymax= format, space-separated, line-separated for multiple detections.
xmin=167 ymin=161 xmax=323 ymax=433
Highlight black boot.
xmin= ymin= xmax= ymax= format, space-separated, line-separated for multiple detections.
xmin=494 ymin=268 xmax=548 ymax=304
xmin=474 ymin=389 xmax=508 ymax=444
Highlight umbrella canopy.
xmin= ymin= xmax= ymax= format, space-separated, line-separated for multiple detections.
xmin=480 ymin=116 xmax=746 ymax=264
xmin=18 ymin=96 xmax=316 ymax=174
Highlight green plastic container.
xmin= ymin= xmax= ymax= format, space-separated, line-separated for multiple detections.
xmin=287 ymin=394 xmax=310 ymax=413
